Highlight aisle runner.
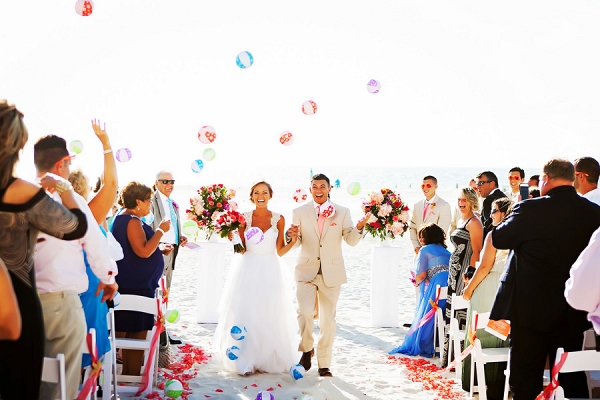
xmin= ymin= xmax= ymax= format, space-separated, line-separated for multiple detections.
xmin=386 ymin=356 xmax=466 ymax=400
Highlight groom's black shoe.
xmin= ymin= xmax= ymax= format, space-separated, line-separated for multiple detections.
xmin=318 ymin=368 xmax=333 ymax=377
xmin=299 ymin=349 xmax=314 ymax=371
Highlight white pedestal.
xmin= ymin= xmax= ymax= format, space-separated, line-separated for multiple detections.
xmin=370 ymin=245 xmax=402 ymax=327
xmin=196 ymin=241 xmax=228 ymax=323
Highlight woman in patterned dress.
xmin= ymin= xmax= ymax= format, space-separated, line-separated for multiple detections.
xmin=441 ymin=187 xmax=483 ymax=367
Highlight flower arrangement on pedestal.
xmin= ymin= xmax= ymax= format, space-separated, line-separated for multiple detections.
xmin=186 ymin=184 xmax=245 ymax=247
xmin=361 ymin=188 xmax=410 ymax=241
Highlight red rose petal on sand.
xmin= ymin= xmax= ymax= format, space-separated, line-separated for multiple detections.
xmin=215 ymin=389 xmax=223 ymax=392
xmin=267 ymin=387 xmax=274 ymax=391
xmin=251 ymin=384 xmax=258 ymax=387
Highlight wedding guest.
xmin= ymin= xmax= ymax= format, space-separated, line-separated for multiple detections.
xmin=441 ymin=187 xmax=483 ymax=367
xmin=0 ymin=258 xmax=21 ymax=340
xmin=574 ymin=156 xmax=600 ymax=205
xmin=150 ymin=170 xmax=187 ymax=345
xmin=528 ymin=175 xmax=540 ymax=187
xmin=0 ymin=101 xmax=88 ymax=400
xmin=214 ymin=181 xmax=299 ymax=375
xmin=287 ymin=173 xmax=370 ymax=377
xmin=507 ymin=167 xmax=525 ymax=203
xmin=461 ymin=197 xmax=513 ymax=400
xmin=389 ymin=223 xmax=450 ymax=357
xmin=565 ymin=226 xmax=600 ymax=335
xmin=409 ymin=175 xmax=452 ymax=254
xmin=34 ymin=134 xmax=118 ymax=400
xmin=492 ymin=158 xmax=600 ymax=399
xmin=67 ymin=119 xmax=122 ymax=373
xmin=475 ymin=171 xmax=507 ymax=241
xmin=528 ymin=186 xmax=540 ymax=199
xmin=112 ymin=181 xmax=172 ymax=376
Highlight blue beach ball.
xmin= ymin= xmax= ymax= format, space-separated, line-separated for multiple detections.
xmin=289 ymin=363 xmax=305 ymax=380
xmin=236 ymin=51 xmax=254 ymax=69
xmin=230 ymin=325 xmax=247 ymax=340
xmin=226 ymin=346 xmax=241 ymax=360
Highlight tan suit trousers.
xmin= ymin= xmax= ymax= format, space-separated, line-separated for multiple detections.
xmin=296 ymin=274 xmax=341 ymax=369
xmin=39 ymin=291 xmax=86 ymax=400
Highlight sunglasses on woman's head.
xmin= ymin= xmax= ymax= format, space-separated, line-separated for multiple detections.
xmin=158 ymin=179 xmax=175 ymax=185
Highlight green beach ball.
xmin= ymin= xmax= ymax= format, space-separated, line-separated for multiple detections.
xmin=203 ymin=148 xmax=216 ymax=161
xmin=164 ymin=379 xmax=183 ymax=398
xmin=347 ymin=182 xmax=361 ymax=196
xmin=182 ymin=220 xmax=198 ymax=236
xmin=166 ymin=309 xmax=180 ymax=324
xmin=70 ymin=140 xmax=84 ymax=154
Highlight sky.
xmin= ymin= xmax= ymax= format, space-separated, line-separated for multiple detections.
xmin=2 ymin=0 xmax=600 ymax=185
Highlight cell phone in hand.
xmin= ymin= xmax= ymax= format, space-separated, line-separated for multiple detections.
xmin=519 ymin=183 xmax=529 ymax=201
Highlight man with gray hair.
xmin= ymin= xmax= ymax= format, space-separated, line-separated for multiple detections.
xmin=491 ymin=158 xmax=600 ymax=399
xmin=150 ymin=170 xmax=187 ymax=345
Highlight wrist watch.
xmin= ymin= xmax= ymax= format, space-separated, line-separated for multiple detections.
xmin=55 ymin=180 xmax=73 ymax=195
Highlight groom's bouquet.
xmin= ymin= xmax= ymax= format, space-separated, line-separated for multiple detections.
xmin=361 ymin=188 xmax=410 ymax=241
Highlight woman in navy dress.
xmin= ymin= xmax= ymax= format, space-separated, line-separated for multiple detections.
xmin=111 ymin=181 xmax=172 ymax=376
xmin=389 ymin=223 xmax=450 ymax=357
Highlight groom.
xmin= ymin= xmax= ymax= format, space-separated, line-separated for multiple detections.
xmin=287 ymin=173 xmax=369 ymax=377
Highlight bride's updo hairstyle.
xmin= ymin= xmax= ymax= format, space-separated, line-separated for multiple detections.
xmin=249 ymin=181 xmax=273 ymax=203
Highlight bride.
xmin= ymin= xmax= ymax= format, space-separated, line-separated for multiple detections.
xmin=213 ymin=181 xmax=299 ymax=375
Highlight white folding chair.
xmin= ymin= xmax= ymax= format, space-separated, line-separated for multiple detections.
xmin=42 ymin=353 xmax=67 ymax=400
xmin=469 ymin=311 xmax=510 ymax=400
xmin=552 ymin=347 xmax=600 ymax=400
xmin=433 ymin=285 xmax=448 ymax=357
xmin=104 ymin=308 xmax=118 ymax=400
xmin=112 ymin=295 xmax=161 ymax=396
xmin=448 ymin=293 xmax=469 ymax=379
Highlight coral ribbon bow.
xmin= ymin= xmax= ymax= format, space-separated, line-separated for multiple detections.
xmin=535 ymin=352 xmax=569 ymax=400
xmin=135 ymin=298 xmax=165 ymax=396
xmin=406 ymin=286 xmax=443 ymax=335
xmin=76 ymin=333 xmax=103 ymax=400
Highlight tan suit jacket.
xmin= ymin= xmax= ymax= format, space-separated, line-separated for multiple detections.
xmin=409 ymin=194 xmax=452 ymax=249
xmin=292 ymin=201 xmax=362 ymax=287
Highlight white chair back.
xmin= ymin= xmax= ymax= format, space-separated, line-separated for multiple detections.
xmin=42 ymin=353 xmax=67 ymax=400
xmin=552 ymin=347 xmax=600 ymax=400
xmin=433 ymin=285 xmax=448 ymax=356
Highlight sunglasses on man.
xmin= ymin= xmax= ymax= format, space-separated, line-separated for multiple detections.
xmin=508 ymin=176 xmax=522 ymax=181
xmin=158 ymin=179 xmax=175 ymax=185
xmin=421 ymin=183 xmax=433 ymax=189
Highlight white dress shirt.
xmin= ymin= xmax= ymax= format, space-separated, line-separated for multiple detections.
xmin=584 ymin=188 xmax=600 ymax=206
xmin=34 ymin=192 xmax=117 ymax=294
xmin=157 ymin=191 xmax=177 ymax=244
xmin=565 ymin=226 xmax=600 ymax=334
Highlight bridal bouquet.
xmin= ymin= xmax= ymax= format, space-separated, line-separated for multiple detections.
xmin=361 ymin=188 xmax=410 ymax=241
xmin=186 ymin=184 xmax=245 ymax=246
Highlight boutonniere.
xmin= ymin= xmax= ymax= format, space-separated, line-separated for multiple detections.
xmin=321 ymin=204 xmax=336 ymax=219
xmin=429 ymin=202 xmax=436 ymax=210
xmin=172 ymin=200 xmax=179 ymax=210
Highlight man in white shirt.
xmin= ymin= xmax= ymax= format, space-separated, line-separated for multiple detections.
xmin=574 ymin=156 xmax=600 ymax=205
xmin=507 ymin=167 xmax=525 ymax=203
xmin=409 ymin=175 xmax=452 ymax=254
xmin=33 ymin=135 xmax=118 ymax=400
xmin=150 ymin=170 xmax=187 ymax=345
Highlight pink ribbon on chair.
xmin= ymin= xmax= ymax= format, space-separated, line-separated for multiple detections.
xmin=444 ymin=313 xmax=478 ymax=373
xmin=535 ymin=352 xmax=568 ymax=400
xmin=161 ymin=279 xmax=169 ymax=306
xmin=406 ymin=286 xmax=442 ymax=335
xmin=76 ymin=333 xmax=103 ymax=400
xmin=135 ymin=298 xmax=165 ymax=396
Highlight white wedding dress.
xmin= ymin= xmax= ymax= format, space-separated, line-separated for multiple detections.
xmin=213 ymin=212 xmax=299 ymax=375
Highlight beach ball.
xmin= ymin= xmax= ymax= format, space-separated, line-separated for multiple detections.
xmin=236 ymin=51 xmax=254 ymax=69
xmin=289 ymin=364 xmax=305 ymax=380
xmin=115 ymin=148 xmax=132 ymax=163
xmin=366 ymin=79 xmax=381 ymax=94
xmin=166 ymin=309 xmax=180 ymax=324
xmin=226 ymin=346 xmax=241 ymax=361
xmin=245 ymin=227 xmax=264 ymax=245
xmin=279 ymin=130 xmax=294 ymax=146
xmin=69 ymin=140 xmax=84 ymax=154
xmin=198 ymin=125 xmax=217 ymax=144
xmin=230 ymin=325 xmax=247 ymax=340
xmin=141 ymin=211 xmax=154 ymax=225
xmin=347 ymin=182 xmax=361 ymax=196
xmin=75 ymin=0 xmax=94 ymax=16
xmin=112 ymin=292 xmax=121 ymax=307
xmin=203 ymin=148 xmax=216 ymax=161
xmin=182 ymin=220 xmax=198 ymax=236
xmin=293 ymin=188 xmax=308 ymax=203
xmin=298 ymin=396 xmax=314 ymax=400
xmin=255 ymin=392 xmax=274 ymax=400
xmin=301 ymin=100 xmax=317 ymax=115
xmin=164 ymin=379 xmax=183 ymax=399
xmin=191 ymin=159 xmax=204 ymax=173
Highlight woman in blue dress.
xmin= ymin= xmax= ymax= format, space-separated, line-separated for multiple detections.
xmin=389 ymin=223 xmax=450 ymax=357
